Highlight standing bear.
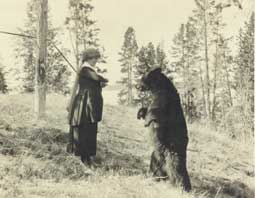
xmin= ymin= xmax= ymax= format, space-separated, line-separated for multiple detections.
xmin=137 ymin=67 xmax=191 ymax=192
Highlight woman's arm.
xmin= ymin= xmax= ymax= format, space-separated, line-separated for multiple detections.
xmin=81 ymin=67 xmax=108 ymax=83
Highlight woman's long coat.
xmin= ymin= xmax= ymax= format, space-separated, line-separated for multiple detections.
xmin=69 ymin=67 xmax=104 ymax=126
xmin=68 ymin=66 xmax=105 ymax=157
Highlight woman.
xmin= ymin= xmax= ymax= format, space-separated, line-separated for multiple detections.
xmin=67 ymin=48 xmax=108 ymax=166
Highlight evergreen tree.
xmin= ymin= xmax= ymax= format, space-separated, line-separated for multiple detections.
xmin=218 ymin=13 xmax=254 ymax=137
xmin=209 ymin=5 xmax=230 ymax=121
xmin=188 ymin=0 xmax=235 ymax=121
xmin=234 ymin=12 xmax=254 ymax=133
xmin=192 ymin=0 xmax=224 ymax=120
xmin=171 ymin=21 xmax=201 ymax=122
xmin=133 ymin=42 xmax=171 ymax=105
xmin=155 ymin=44 xmax=172 ymax=77
xmin=65 ymin=0 xmax=106 ymax=73
xmin=212 ymin=36 xmax=235 ymax=125
xmin=235 ymin=12 xmax=254 ymax=112
xmin=171 ymin=24 xmax=185 ymax=76
xmin=135 ymin=42 xmax=156 ymax=75
xmin=14 ymin=0 xmax=71 ymax=94
xmin=134 ymin=42 xmax=156 ymax=105
xmin=117 ymin=27 xmax=138 ymax=105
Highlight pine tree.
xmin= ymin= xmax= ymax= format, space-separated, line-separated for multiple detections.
xmin=234 ymin=13 xmax=254 ymax=127
xmin=133 ymin=42 xmax=156 ymax=105
xmin=135 ymin=42 xmax=156 ymax=74
xmin=212 ymin=36 xmax=235 ymax=125
xmin=155 ymin=44 xmax=172 ymax=77
xmin=190 ymin=0 xmax=235 ymax=121
xmin=171 ymin=21 xmax=201 ymax=122
xmin=171 ymin=24 xmax=185 ymax=75
xmin=192 ymin=0 xmax=219 ymax=120
xmin=134 ymin=43 xmax=156 ymax=81
xmin=117 ymin=27 xmax=138 ymax=105
xmin=14 ymin=0 xmax=71 ymax=94
xmin=209 ymin=5 xmax=230 ymax=121
xmin=65 ymin=0 xmax=106 ymax=73
xmin=133 ymin=42 xmax=172 ymax=105
xmin=219 ymin=13 xmax=254 ymax=137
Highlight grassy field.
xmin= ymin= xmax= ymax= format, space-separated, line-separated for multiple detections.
xmin=0 ymin=94 xmax=254 ymax=198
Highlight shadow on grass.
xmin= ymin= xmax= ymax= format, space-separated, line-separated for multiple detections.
xmin=0 ymin=126 xmax=148 ymax=177
xmin=191 ymin=174 xmax=254 ymax=198
xmin=3 ymin=125 xmax=253 ymax=198
xmin=97 ymin=141 xmax=148 ymax=175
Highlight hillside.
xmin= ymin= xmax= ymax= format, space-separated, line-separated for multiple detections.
xmin=0 ymin=94 xmax=254 ymax=198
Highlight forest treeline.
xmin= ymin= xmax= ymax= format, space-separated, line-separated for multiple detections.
xmin=0 ymin=0 xmax=254 ymax=138
xmin=0 ymin=0 xmax=104 ymax=94
xmin=117 ymin=1 xmax=254 ymax=138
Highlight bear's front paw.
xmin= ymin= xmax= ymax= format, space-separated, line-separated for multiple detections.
xmin=137 ymin=107 xmax=147 ymax=120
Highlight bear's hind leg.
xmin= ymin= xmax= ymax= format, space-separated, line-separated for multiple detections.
xmin=150 ymin=151 xmax=168 ymax=181
xmin=164 ymin=151 xmax=191 ymax=192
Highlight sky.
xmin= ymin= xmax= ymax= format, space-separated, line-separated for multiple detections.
xmin=0 ymin=0 xmax=253 ymax=90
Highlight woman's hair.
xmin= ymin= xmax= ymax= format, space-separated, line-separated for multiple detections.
xmin=82 ymin=48 xmax=101 ymax=63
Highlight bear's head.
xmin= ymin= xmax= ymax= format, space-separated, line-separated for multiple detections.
xmin=138 ymin=67 xmax=175 ymax=93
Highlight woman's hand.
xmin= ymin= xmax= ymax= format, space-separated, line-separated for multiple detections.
xmin=99 ymin=76 xmax=108 ymax=83
xmin=100 ymin=81 xmax=108 ymax=87
xmin=99 ymin=76 xmax=108 ymax=87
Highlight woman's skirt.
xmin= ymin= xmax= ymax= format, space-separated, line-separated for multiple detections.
xmin=68 ymin=123 xmax=98 ymax=157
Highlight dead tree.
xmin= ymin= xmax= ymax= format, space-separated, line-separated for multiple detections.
xmin=35 ymin=0 xmax=48 ymax=119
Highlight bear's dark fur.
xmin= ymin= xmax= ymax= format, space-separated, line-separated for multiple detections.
xmin=137 ymin=68 xmax=191 ymax=192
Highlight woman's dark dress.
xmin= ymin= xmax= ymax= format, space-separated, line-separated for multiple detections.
xmin=69 ymin=67 xmax=104 ymax=160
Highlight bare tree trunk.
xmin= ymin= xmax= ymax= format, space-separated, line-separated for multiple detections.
xmin=211 ymin=24 xmax=219 ymax=121
xmin=127 ymin=62 xmax=131 ymax=105
xmin=203 ymin=0 xmax=211 ymax=120
xmin=127 ymin=59 xmax=133 ymax=105
xmin=81 ymin=9 xmax=87 ymax=52
xmin=73 ymin=5 xmax=80 ymax=69
xmin=35 ymin=0 xmax=48 ymax=119
xmin=180 ymin=24 xmax=187 ymax=114
xmin=75 ymin=21 xmax=80 ymax=69
xmin=185 ymin=25 xmax=191 ymax=120
xmin=199 ymin=64 xmax=207 ymax=117
xmin=223 ymin=52 xmax=233 ymax=106
xmin=129 ymin=59 xmax=133 ymax=105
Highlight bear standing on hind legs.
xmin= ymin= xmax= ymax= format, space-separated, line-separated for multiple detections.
xmin=137 ymin=67 xmax=191 ymax=192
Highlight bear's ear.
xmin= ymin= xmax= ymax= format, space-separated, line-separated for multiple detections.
xmin=147 ymin=67 xmax=162 ymax=81
xmin=153 ymin=67 xmax=162 ymax=73
xmin=148 ymin=67 xmax=162 ymax=75
xmin=148 ymin=67 xmax=162 ymax=78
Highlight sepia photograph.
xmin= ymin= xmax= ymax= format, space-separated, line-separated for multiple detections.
xmin=0 ymin=0 xmax=254 ymax=197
